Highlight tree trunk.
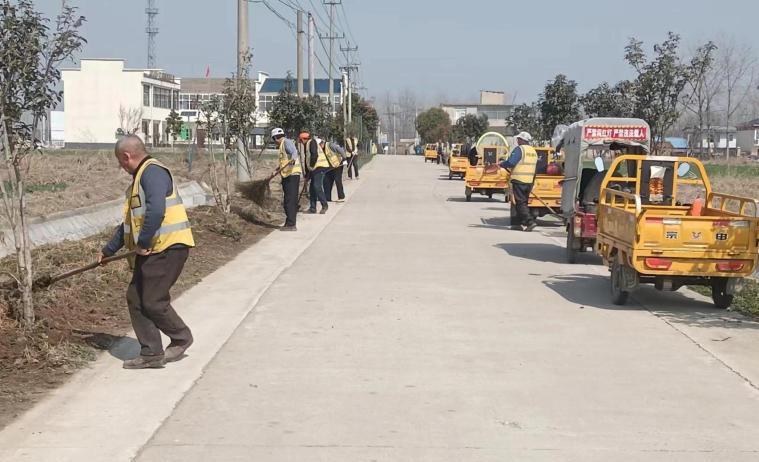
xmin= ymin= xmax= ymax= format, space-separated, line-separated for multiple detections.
xmin=12 ymin=163 xmax=34 ymax=326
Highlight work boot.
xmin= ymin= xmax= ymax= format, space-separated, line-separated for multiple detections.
xmin=319 ymin=204 xmax=329 ymax=214
xmin=524 ymin=222 xmax=537 ymax=232
xmin=306 ymin=208 xmax=317 ymax=214
xmin=123 ymin=354 xmax=165 ymax=370
xmin=280 ymin=225 xmax=297 ymax=232
xmin=165 ymin=337 xmax=193 ymax=363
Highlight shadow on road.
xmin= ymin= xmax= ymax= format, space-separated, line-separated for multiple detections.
xmin=73 ymin=330 xmax=141 ymax=360
xmin=470 ymin=216 xmax=513 ymax=230
xmin=446 ymin=197 xmax=503 ymax=203
xmin=544 ymin=273 xmax=759 ymax=331
xmin=494 ymin=242 xmax=568 ymax=264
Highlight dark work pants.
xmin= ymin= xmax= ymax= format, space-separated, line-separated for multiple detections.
xmin=309 ymin=168 xmax=328 ymax=210
xmin=324 ymin=166 xmax=345 ymax=201
xmin=281 ymin=174 xmax=300 ymax=227
xmin=127 ymin=247 xmax=192 ymax=357
xmin=511 ymin=181 xmax=535 ymax=227
xmin=347 ymin=156 xmax=359 ymax=178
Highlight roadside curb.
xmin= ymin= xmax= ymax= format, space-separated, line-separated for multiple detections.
xmin=0 ymin=169 xmax=370 ymax=462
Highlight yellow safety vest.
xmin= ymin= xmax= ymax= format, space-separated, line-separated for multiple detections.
xmin=305 ymin=139 xmax=329 ymax=171
xmin=345 ymin=137 xmax=357 ymax=157
xmin=324 ymin=143 xmax=343 ymax=168
xmin=279 ymin=139 xmax=302 ymax=178
xmin=123 ymin=159 xmax=194 ymax=256
xmin=511 ymin=145 xmax=539 ymax=184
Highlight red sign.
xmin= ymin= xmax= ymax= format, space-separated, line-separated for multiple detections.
xmin=583 ymin=126 xmax=648 ymax=141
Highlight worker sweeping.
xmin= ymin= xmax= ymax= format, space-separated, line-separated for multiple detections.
xmin=100 ymin=135 xmax=195 ymax=369
xmin=300 ymin=132 xmax=329 ymax=214
xmin=345 ymin=137 xmax=360 ymax=179
xmin=272 ymin=127 xmax=301 ymax=231
xmin=321 ymin=138 xmax=347 ymax=203
xmin=500 ymin=131 xmax=539 ymax=232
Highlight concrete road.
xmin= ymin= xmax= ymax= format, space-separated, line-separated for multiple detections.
xmin=137 ymin=156 xmax=759 ymax=461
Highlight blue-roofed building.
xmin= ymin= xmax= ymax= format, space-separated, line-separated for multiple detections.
xmin=257 ymin=74 xmax=343 ymax=123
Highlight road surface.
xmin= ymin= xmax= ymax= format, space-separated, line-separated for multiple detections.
xmin=133 ymin=155 xmax=759 ymax=461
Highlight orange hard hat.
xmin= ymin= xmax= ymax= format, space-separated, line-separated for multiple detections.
xmin=299 ymin=131 xmax=310 ymax=141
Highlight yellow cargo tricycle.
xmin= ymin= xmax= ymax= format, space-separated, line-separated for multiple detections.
xmin=448 ymin=143 xmax=467 ymax=180
xmin=596 ymin=155 xmax=759 ymax=309
xmin=424 ymin=143 xmax=438 ymax=163
xmin=464 ymin=132 xmax=510 ymax=202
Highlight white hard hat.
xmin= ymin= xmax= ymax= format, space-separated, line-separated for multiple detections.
xmin=516 ymin=131 xmax=533 ymax=142
xmin=271 ymin=127 xmax=285 ymax=139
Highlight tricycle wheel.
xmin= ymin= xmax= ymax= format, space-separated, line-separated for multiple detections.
xmin=487 ymin=192 xmax=493 ymax=199
xmin=711 ymin=278 xmax=733 ymax=310
xmin=465 ymin=187 xmax=472 ymax=202
xmin=566 ymin=227 xmax=578 ymax=264
xmin=448 ymin=172 xmax=453 ymax=180
xmin=610 ymin=260 xmax=630 ymax=305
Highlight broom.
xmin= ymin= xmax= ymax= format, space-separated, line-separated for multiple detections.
xmin=237 ymin=160 xmax=294 ymax=206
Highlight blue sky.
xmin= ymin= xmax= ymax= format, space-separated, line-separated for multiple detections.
xmin=35 ymin=0 xmax=759 ymax=105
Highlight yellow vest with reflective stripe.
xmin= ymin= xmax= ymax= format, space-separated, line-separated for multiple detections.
xmin=324 ymin=143 xmax=343 ymax=168
xmin=123 ymin=159 xmax=195 ymax=254
xmin=279 ymin=139 xmax=302 ymax=177
xmin=305 ymin=139 xmax=330 ymax=171
xmin=511 ymin=145 xmax=538 ymax=184
xmin=345 ymin=137 xmax=357 ymax=157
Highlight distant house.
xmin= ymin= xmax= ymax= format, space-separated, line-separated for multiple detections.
xmin=736 ymin=118 xmax=759 ymax=158
xmin=440 ymin=90 xmax=515 ymax=137
xmin=256 ymin=76 xmax=343 ymax=126
xmin=684 ymin=126 xmax=738 ymax=157
xmin=660 ymin=137 xmax=688 ymax=156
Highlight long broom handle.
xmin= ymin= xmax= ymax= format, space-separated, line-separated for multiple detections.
xmin=45 ymin=251 xmax=137 ymax=286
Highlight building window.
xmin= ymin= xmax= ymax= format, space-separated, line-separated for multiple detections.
xmin=153 ymin=86 xmax=173 ymax=109
xmin=143 ymin=85 xmax=151 ymax=107
xmin=259 ymin=94 xmax=275 ymax=112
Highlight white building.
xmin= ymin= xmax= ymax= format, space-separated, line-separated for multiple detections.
xmin=440 ymin=90 xmax=514 ymax=136
xmin=62 ymin=59 xmax=180 ymax=148
xmin=684 ymin=126 xmax=738 ymax=157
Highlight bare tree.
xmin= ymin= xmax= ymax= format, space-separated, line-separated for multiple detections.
xmin=0 ymin=1 xmax=85 ymax=326
xmin=681 ymin=41 xmax=720 ymax=157
xmin=718 ymin=37 xmax=757 ymax=161
xmin=199 ymin=96 xmax=232 ymax=215
xmin=117 ymin=104 xmax=143 ymax=137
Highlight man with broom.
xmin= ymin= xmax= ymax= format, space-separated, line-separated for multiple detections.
xmin=100 ymin=135 xmax=195 ymax=369
xmin=300 ymin=131 xmax=330 ymax=214
xmin=321 ymin=138 xmax=347 ymax=203
xmin=272 ymin=128 xmax=301 ymax=231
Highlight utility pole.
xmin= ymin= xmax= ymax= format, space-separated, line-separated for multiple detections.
xmin=321 ymin=0 xmax=343 ymax=114
xmin=237 ymin=0 xmax=249 ymax=76
xmin=296 ymin=10 xmax=304 ymax=97
xmin=340 ymin=41 xmax=358 ymax=124
xmin=308 ymin=13 xmax=315 ymax=97
xmin=236 ymin=0 xmax=251 ymax=181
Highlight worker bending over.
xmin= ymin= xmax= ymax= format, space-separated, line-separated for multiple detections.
xmin=300 ymin=132 xmax=329 ymax=214
xmin=322 ymin=138 xmax=347 ymax=203
xmin=500 ymin=131 xmax=539 ymax=232
xmin=101 ymin=135 xmax=195 ymax=369
xmin=272 ymin=127 xmax=301 ymax=231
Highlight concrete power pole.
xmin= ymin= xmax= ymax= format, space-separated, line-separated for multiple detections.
xmin=340 ymin=41 xmax=358 ymax=124
xmin=236 ymin=0 xmax=251 ymax=181
xmin=146 ymin=0 xmax=158 ymax=68
xmin=308 ymin=13 xmax=316 ymax=97
xmin=237 ymin=0 xmax=248 ymax=76
xmin=296 ymin=10 xmax=304 ymax=98
xmin=321 ymin=1 xmax=343 ymax=114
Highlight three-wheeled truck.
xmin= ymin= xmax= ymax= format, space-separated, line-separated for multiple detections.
xmin=596 ymin=155 xmax=759 ymax=309
xmin=558 ymin=118 xmax=652 ymax=263
xmin=448 ymin=143 xmax=467 ymax=179
xmin=464 ymin=132 xmax=511 ymax=202
xmin=520 ymin=147 xmax=563 ymax=221
xmin=424 ymin=144 xmax=438 ymax=163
